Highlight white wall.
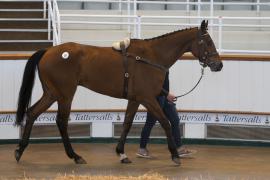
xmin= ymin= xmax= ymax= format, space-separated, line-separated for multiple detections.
xmin=1 ymin=58 xmax=269 ymax=140
xmin=1 ymin=59 xmax=270 ymax=113
xmin=170 ymin=60 xmax=270 ymax=112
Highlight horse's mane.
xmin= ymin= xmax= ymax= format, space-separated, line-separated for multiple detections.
xmin=132 ymin=27 xmax=198 ymax=41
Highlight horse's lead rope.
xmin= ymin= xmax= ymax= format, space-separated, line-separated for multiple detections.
xmin=174 ymin=67 xmax=205 ymax=101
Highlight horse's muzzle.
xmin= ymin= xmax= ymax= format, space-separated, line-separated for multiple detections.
xmin=209 ymin=61 xmax=223 ymax=72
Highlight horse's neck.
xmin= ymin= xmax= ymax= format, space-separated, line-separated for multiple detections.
xmin=151 ymin=28 xmax=198 ymax=68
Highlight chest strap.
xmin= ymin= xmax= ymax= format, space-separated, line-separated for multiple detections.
xmin=121 ymin=42 xmax=129 ymax=98
xmin=120 ymin=46 xmax=168 ymax=99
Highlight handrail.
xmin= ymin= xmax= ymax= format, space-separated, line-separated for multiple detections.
xmin=48 ymin=0 xmax=270 ymax=53
xmin=47 ymin=0 xmax=61 ymax=45
xmin=54 ymin=0 xmax=61 ymax=44
xmin=56 ymin=0 xmax=270 ymax=6
xmin=60 ymin=14 xmax=270 ymax=54
xmin=56 ymin=0 xmax=270 ymax=13
xmin=1 ymin=53 xmax=270 ymax=61
xmin=57 ymin=0 xmax=270 ymax=31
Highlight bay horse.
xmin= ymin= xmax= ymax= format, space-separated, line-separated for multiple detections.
xmin=15 ymin=20 xmax=222 ymax=165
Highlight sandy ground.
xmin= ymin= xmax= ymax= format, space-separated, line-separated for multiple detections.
xmin=0 ymin=143 xmax=270 ymax=179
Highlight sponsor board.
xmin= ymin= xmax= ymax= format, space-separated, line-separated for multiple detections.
xmin=0 ymin=112 xmax=147 ymax=125
xmin=0 ymin=111 xmax=269 ymax=126
xmin=178 ymin=113 xmax=268 ymax=126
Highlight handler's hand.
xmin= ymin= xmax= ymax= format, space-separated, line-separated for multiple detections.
xmin=167 ymin=92 xmax=176 ymax=103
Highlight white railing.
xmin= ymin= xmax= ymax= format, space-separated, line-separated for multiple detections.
xmin=47 ymin=0 xmax=61 ymax=45
xmin=57 ymin=0 xmax=270 ymax=31
xmin=57 ymin=0 xmax=270 ymax=14
xmin=46 ymin=0 xmax=270 ymax=54
xmin=56 ymin=0 xmax=270 ymax=35
xmin=60 ymin=14 xmax=270 ymax=54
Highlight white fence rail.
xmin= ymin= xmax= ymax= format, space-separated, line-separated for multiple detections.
xmin=48 ymin=0 xmax=61 ymax=45
xmin=60 ymin=13 xmax=270 ymax=54
xmin=56 ymin=0 xmax=270 ymax=20
xmin=45 ymin=0 xmax=270 ymax=54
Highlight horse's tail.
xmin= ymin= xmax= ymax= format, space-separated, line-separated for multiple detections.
xmin=16 ymin=49 xmax=47 ymax=126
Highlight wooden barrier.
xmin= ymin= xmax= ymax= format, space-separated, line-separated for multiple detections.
xmin=0 ymin=54 xmax=32 ymax=60
xmin=181 ymin=53 xmax=270 ymax=62
xmin=1 ymin=53 xmax=270 ymax=61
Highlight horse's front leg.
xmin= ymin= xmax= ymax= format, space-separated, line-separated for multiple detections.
xmin=142 ymin=98 xmax=180 ymax=165
xmin=116 ymin=100 xmax=139 ymax=164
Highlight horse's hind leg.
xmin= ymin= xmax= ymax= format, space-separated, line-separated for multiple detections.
xmin=56 ymin=100 xmax=87 ymax=164
xmin=116 ymin=100 xmax=139 ymax=163
xmin=15 ymin=94 xmax=55 ymax=162
xmin=142 ymin=98 xmax=180 ymax=165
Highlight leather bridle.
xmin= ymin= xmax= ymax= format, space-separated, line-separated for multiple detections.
xmin=197 ymin=31 xmax=219 ymax=68
xmin=174 ymin=30 xmax=219 ymax=100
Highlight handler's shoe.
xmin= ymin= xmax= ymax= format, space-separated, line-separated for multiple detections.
xmin=136 ymin=148 xmax=151 ymax=158
xmin=177 ymin=147 xmax=196 ymax=157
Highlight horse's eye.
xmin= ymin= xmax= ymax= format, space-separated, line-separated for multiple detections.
xmin=199 ymin=40 xmax=204 ymax=44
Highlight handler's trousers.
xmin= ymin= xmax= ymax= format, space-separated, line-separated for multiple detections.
xmin=139 ymin=96 xmax=182 ymax=148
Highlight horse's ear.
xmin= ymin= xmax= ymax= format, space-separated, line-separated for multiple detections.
xmin=206 ymin=20 xmax=208 ymax=28
xmin=200 ymin=20 xmax=206 ymax=32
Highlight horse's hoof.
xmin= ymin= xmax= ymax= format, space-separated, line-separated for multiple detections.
xmin=121 ymin=157 xmax=132 ymax=164
xmin=15 ymin=149 xmax=22 ymax=162
xmin=172 ymin=157 xmax=181 ymax=166
xmin=74 ymin=157 xmax=87 ymax=164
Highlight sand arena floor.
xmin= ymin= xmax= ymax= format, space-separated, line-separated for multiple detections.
xmin=0 ymin=143 xmax=270 ymax=179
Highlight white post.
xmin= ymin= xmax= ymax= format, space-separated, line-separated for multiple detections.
xmin=54 ymin=0 xmax=61 ymax=44
xmin=127 ymin=0 xmax=131 ymax=35
xmin=197 ymin=0 xmax=201 ymax=24
xmin=210 ymin=0 xmax=214 ymax=35
xmin=197 ymin=0 xmax=201 ymax=16
xmin=52 ymin=2 xmax=56 ymax=45
xmin=118 ymin=0 xmax=122 ymax=13
xmin=256 ymin=0 xmax=260 ymax=14
xmin=137 ymin=15 xmax=141 ymax=39
xmin=134 ymin=0 xmax=137 ymax=15
xmin=48 ymin=0 xmax=51 ymax=41
xmin=218 ymin=16 xmax=223 ymax=53
xmin=133 ymin=0 xmax=137 ymax=38
xmin=43 ymin=0 xmax=47 ymax=19
xmin=186 ymin=0 xmax=190 ymax=14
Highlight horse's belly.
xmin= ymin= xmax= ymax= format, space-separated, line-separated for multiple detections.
xmin=79 ymin=59 xmax=124 ymax=98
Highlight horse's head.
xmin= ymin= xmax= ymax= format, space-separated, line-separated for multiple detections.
xmin=191 ymin=20 xmax=223 ymax=72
